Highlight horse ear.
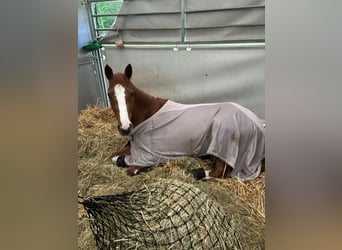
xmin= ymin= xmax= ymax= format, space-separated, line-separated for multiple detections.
xmin=105 ymin=65 xmax=113 ymax=79
xmin=125 ymin=64 xmax=132 ymax=79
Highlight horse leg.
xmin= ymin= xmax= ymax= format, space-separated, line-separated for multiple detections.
xmin=209 ymin=157 xmax=232 ymax=178
xmin=111 ymin=143 xmax=131 ymax=158
xmin=190 ymin=157 xmax=232 ymax=180
xmin=110 ymin=144 xmax=131 ymax=168
xmin=127 ymin=166 xmax=146 ymax=176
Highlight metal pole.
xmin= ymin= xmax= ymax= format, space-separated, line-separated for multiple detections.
xmin=180 ymin=0 xmax=186 ymax=42
xmin=84 ymin=0 xmax=109 ymax=107
xmin=103 ymin=42 xmax=265 ymax=50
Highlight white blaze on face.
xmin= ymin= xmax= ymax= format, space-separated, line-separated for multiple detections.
xmin=114 ymin=84 xmax=131 ymax=130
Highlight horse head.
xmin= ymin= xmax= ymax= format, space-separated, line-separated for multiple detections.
xmin=105 ymin=64 xmax=135 ymax=136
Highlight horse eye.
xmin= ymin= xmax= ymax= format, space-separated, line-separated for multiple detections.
xmin=107 ymin=93 xmax=111 ymax=98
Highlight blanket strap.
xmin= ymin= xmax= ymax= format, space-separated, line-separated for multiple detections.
xmin=222 ymin=164 xmax=227 ymax=178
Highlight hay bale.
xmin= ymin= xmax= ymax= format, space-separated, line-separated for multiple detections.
xmin=80 ymin=179 xmax=242 ymax=249
xmin=78 ymin=106 xmax=126 ymax=160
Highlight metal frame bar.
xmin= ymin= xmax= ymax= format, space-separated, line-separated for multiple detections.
xmin=84 ymin=1 xmax=110 ymax=107
xmin=95 ymin=27 xmax=181 ymax=31
xmin=181 ymin=0 xmax=186 ymax=42
xmin=186 ymin=24 xmax=265 ymax=29
xmin=91 ymin=6 xmax=264 ymax=17
xmin=103 ymin=42 xmax=265 ymax=50
xmin=92 ymin=11 xmax=181 ymax=17
xmin=186 ymin=6 xmax=265 ymax=13
xmin=95 ymin=24 xmax=264 ymax=32
xmin=89 ymin=0 xmax=122 ymax=2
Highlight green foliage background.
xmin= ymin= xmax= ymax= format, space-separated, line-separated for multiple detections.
xmin=94 ymin=0 xmax=123 ymax=37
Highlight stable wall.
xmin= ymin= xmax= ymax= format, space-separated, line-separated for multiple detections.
xmin=103 ymin=46 xmax=265 ymax=120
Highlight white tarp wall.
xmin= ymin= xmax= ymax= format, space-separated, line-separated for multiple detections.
xmin=100 ymin=0 xmax=265 ymax=119
xmin=103 ymin=48 xmax=264 ymax=119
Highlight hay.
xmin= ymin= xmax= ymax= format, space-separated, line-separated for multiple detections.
xmin=78 ymin=106 xmax=265 ymax=249
xmin=81 ymin=180 xmax=242 ymax=249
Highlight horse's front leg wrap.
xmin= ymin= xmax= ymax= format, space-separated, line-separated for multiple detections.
xmin=112 ymin=155 xmax=128 ymax=168
xmin=189 ymin=168 xmax=206 ymax=180
xmin=111 ymin=143 xmax=131 ymax=165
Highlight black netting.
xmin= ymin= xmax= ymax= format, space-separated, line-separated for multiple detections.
xmin=80 ymin=180 xmax=242 ymax=249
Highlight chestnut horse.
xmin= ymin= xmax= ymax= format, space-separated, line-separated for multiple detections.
xmin=105 ymin=64 xmax=265 ymax=180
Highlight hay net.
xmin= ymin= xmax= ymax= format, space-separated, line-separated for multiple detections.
xmin=80 ymin=179 xmax=242 ymax=249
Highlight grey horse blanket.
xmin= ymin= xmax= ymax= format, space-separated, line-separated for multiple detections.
xmin=125 ymin=101 xmax=265 ymax=181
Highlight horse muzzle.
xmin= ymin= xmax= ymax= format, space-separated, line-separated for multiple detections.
xmin=118 ymin=123 xmax=133 ymax=136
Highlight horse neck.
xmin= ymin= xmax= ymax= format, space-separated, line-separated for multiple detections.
xmin=131 ymin=85 xmax=167 ymax=127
